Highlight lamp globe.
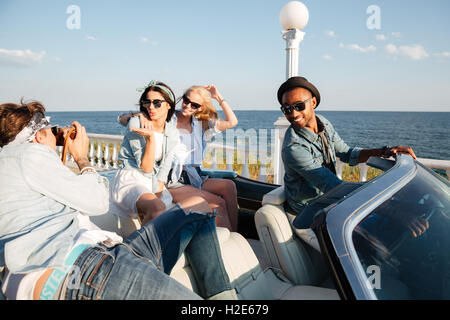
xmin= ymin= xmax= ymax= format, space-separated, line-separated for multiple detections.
xmin=279 ymin=1 xmax=309 ymax=30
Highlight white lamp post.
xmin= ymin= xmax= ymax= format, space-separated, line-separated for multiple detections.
xmin=279 ymin=1 xmax=309 ymax=79
xmin=273 ymin=2 xmax=309 ymax=184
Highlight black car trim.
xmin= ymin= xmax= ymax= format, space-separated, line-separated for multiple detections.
xmin=312 ymin=210 xmax=355 ymax=300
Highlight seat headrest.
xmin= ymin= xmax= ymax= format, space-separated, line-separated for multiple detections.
xmin=262 ymin=186 xmax=286 ymax=206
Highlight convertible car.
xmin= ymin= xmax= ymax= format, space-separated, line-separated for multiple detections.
xmin=90 ymin=154 xmax=449 ymax=300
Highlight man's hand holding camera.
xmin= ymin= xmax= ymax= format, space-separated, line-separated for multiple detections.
xmin=66 ymin=121 xmax=90 ymax=171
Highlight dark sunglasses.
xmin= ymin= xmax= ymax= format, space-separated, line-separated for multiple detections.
xmin=182 ymin=95 xmax=202 ymax=110
xmin=280 ymin=97 xmax=313 ymax=115
xmin=142 ymin=99 xmax=166 ymax=109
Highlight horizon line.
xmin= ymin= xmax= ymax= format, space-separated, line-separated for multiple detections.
xmin=45 ymin=107 xmax=450 ymax=112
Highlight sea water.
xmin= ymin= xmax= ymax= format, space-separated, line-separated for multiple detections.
xmin=46 ymin=110 xmax=450 ymax=161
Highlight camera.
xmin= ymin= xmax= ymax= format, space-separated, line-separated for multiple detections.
xmin=52 ymin=126 xmax=77 ymax=146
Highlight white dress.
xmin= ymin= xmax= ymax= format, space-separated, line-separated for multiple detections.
xmin=110 ymin=132 xmax=173 ymax=219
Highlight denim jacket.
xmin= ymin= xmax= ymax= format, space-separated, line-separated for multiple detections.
xmin=118 ymin=116 xmax=180 ymax=190
xmin=0 ymin=143 xmax=109 ymax=273
xmin=282 ymin=114 xmax=362 ymax=214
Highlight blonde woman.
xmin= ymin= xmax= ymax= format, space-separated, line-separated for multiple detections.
xmin=167 ymin=85 xmax=239 ymax=232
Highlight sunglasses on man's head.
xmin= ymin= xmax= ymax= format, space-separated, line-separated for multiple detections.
xmin=182 ymin=95 xmax=202 ymax=110
xmin=142 ymin=99 xmax=166 ymax=109
xmin=280 ymin=97 xmax=313 ymax=115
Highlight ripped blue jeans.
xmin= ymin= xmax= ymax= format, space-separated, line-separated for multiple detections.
xmin=64 ymin=204 xmax=231 ymax=300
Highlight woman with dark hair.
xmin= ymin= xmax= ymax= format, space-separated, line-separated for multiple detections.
xmin=110 ymin=81 xmax=181 ymax=225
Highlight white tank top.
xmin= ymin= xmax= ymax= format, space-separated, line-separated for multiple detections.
xmin=153 ymin=132 xmax=164 ymax=162
xmin=178 ymin=118 xmax=204 ymax=166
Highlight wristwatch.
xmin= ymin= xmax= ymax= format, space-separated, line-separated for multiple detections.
xmin=381 ymin=145 xmax=391 ymax=158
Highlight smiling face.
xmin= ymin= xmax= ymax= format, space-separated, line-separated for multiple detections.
xmin=281 ymin=87 xmax=317 ymax=132
xmin=181 ymin=90 xmax=203 ymax=117
xmin=145 ymin=90 xmax=171 ymax=122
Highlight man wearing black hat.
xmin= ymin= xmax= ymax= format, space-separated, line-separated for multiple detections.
xmin=278 ymin=76 xmax=416 ymax=229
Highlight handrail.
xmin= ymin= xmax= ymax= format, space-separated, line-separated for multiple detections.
xmin=59 ymin=133 xmax=450 ymax=182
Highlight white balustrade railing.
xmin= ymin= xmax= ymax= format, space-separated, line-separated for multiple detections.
xmin=87 ymin=133 xmax=123 ymax=169
xmin=60 ymin=133 xmax=123 ymax=170
xmin=60 ymin=133 xmax=450 ymax=183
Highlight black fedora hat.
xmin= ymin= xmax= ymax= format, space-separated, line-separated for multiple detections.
xmin=277 ymin=76 xmax=321 ymax=108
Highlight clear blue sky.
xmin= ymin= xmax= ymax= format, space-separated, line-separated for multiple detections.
xmin=0 ymin=0 xmax=449 ymax=111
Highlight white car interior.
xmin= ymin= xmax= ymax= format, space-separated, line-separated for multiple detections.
xmin=90 ymin=181 xmax=339 ymax=300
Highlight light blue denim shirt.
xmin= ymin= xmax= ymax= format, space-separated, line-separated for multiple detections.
xmin=282 ymin=114 xmax=362 ymax=214
xmin=118 ymin=116 xmax=180 ymax=190
xmin=0 ymin=143 xmax=109 ymax=273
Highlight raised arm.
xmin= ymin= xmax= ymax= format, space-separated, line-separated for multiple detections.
xmin=23 ymin=127 xmax=110 ymax=216
xmin=205 ymin=85 xmax=238 ymax=132
xmin=123 ymin=116 xmax=156 ymax=175
xmin=133 ymin=128 xmax=156 ymax=173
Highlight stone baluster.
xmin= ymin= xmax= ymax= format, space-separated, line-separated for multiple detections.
xmin=257 ymin=129 xmax=269 ymax=182
xmin=211 ymin=149 xmax=218 ymax=170
xmin=336 ymin=159 xmax=344 ymax=180
xmin=89 ymin=142 xmax=95 ymax=166
xmin=103 ymin=143 xmax=111 ymax=169
xmin=258 ymin=162 xmax=268 ymax=182
xmin=359 ymin=163 xmax=369 ymax=182
xmin=56 ymin=146 xmax=62 ymax=159
xmin=96 ymin=141 xmax=103 ymax=167
xmin=111 ymin=143 xmax=119 ymax=169
xmin=241 ymin=149 xmax=250 ymax=178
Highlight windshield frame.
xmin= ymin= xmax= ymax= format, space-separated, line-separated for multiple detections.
xmin=314 ymin=154 xmax=418 ymax=299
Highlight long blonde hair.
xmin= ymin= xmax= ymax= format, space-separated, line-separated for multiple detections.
xmin=184 ymin=86 xmax=218 ymax=128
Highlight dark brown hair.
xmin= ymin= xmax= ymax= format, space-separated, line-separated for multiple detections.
xmin=0 ymin=100 xmax=46 ymax=147
xmin=139 ymin=81 xmax=176 ymax=122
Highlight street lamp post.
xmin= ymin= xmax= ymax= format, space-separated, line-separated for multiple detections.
xmin=279 ymin=1 xmax=309 ymax=79
xmin=273 ymin=1 xmax=310 ymax=184
xmin=282 ymin=29 xmax=305 ymax=79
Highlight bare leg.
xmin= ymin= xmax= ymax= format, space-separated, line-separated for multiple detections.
xmin=201 ymin=179 xmax=238 ymax=232
xmin=168 ymin=185 xmax=200 ymax=204
xmin=136 ymin=193 xmax=167 ymax=225
xmin=168 ymin=185 xmax=232 ymax=231
xmin=177 ymin=195 xmax=212 ymax=213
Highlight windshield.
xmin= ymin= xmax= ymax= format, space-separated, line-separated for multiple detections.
xmin=352 ymin=164 xmax=450 ymax=299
